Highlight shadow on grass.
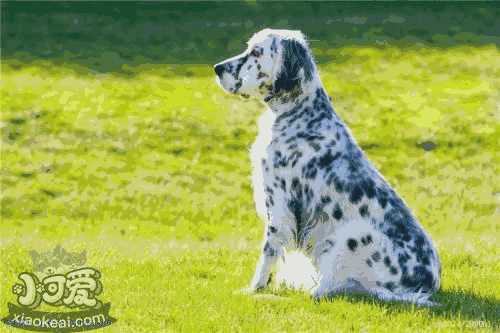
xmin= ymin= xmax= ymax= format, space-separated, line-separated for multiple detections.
xmin=339 ymin=289 xmax=500 ymax=329
xmin=1 ymin=2 xmax=500 ymax=75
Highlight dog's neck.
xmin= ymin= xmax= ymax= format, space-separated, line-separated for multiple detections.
xmin=263 ymin=74 xmax=325 ymax=114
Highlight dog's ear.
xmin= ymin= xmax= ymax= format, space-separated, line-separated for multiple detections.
xmin=273 ymin=39 xmax=314 ymax=95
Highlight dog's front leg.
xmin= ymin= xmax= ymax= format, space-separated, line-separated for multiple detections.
xmin=249 ymin=209 xmax=292 ymax=291
xmin=249 ymin=237 xmax=282 ymax=291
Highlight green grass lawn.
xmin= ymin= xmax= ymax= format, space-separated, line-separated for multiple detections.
xmin=1 ymin=2 xmax=499 ymax=332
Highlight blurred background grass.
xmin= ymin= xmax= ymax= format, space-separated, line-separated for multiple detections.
xmin=1 ymin=2 xmax=499 ymax=331
xmin=1 ymin=2 xmax=498 ymax=241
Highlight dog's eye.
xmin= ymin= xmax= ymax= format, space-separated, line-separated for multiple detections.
xmin=250 ymin=49 xmax=261 ymax=57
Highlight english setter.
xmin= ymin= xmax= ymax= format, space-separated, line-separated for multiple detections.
xmin=214 ymin=29 xmax=440 ymax=306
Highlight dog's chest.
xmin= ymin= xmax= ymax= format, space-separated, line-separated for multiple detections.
xmin=259 ymin=128 xmax=318 ymax=181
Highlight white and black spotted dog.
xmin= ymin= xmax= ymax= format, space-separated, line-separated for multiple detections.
xmin=214 ymin=29 xmax=440 ymax=306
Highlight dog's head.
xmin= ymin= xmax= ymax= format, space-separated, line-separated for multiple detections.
xmin=214 ymin=29 xmax=316 ymax=102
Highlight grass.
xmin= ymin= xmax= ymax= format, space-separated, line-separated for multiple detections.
xmin=1 ymin=2 xmax=499 ymax=332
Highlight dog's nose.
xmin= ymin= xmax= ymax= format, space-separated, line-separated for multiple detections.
xmin=214 ymin=63 xmax=225 ymax=77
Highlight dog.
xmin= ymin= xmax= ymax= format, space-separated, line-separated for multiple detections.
xmin=214 ymin=29 xmax=440 ymax=306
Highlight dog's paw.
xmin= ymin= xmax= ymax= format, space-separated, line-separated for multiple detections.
xmin=234 ymin=286 xmax=262 ymax=295
xmin=236 ymin=287 xmax=256 ymax=295
xmin=310 ymin=286 xmax=329 ymax=302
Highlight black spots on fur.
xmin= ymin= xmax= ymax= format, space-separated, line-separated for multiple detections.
xmin=389 ymin=266 xmax=399 ymax=275
xmin=263 ymin=242 xmax=277 ymax=257
xmin=289 ymin=150 xmax=303 ymax=167
xmin=412 ymin=235 xmax=433 ymax=265
xmin=307 ymin=111 xmax=332 ymax=130
xmin=270 ymin=38 xmax=278 ymax=53
xmin=383 ymin=282 xmax=396 ymax=292
xmin=360 ymin=179 xmax=376 ymax=199
xmin=311 ymin=91 xmax=332 ymax=112
xmin=273 ymin=39 xmax=314 ymax=100
xmin=288 ymin=177 xmax=306 ymax=245
xmin=415 ymin=235 xmax=426 ymax=248
xmin=288 ymin=196 xmax=302 ymax=221
xmin=308 ymin=141 xmax=321 ymax=152
xmin=279 ymin=178 xmax=286 ymax=191
xmin=384 ymin=256 xmax=391 ymax=267
xmin=376 ymin=187 xmax=389 ymax=208
xmin=247 ymin=64 xmax=252 ymax=70
xmin=371 ymin=251 xmax=381 ymax=262
xmin=250 ymin=46 xmax=264 ymax=58
xmin=420 ymin=255 xmax=430 ymax=266
xmin=388 ymin=195 xmax=406 ymax=211
xmin=327 ymin=140 xmax=336 ymax=147
xmin=321 ymin=196 xmax=332 ymax=204
xmin=333 ymin=177 xmax=344 ymax=193
xmin=349 ymin=184 xmax=363 ymax=204
xmin=382 ymin=206 xmax=434 ymax=268
xmin=296 ymin=132 xmax=325 ymax=142
xmin=257 ymin=72 xmax=268 ymax=80
xmin=388 ymin=221 xmax=412 ymax=243
xmin=257 ymin=64 xmax=262 ymax=70
xmin=268 ymin=225 xmax=277 ymax=233
xmin=273 ymin=150 xmax=288 ymax=168
xmin=265 ymin=195 xmax=274 ymax=207
xmin=321 ymin=239 xmax=335 ymax=254
xmin=400 ymin=265 xmax=436 ymax=293
xmin=288 ymin=180 xmax=314 ymax=249
xmin=302 ymin=157 xmax=318 ymax=179
xmin=332 ymin=203 xmax=343 ymax=220
xmin=265 ymin=186 xmax=274 ymax=195
xmin=366 ymin=259 xmax=373 ymax=267
xmin=304 ymin=184 xmax=314 ymax=204
xmin=398 ymin=252 xmax=410 ymax=266
xmin=234 ymin=55 xmax=248 ymax=77
xmin=276 ymin=97 xmax=311 ymax=125
xmin=359 ymin=204 xmax=369 ymax=217
xmin=234 ymin=80 xmax=242 ymax=92
xmin=342 ymin=148 xmax=363 ymax=174
xmin=318 ymin=150 xmax=341 ymax=169
xmin=361 ymin=234 xmax=373 ymax=246
xmin=347 ymin=238 xmax=358 ymax=252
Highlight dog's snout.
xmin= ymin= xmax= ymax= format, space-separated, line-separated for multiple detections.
xmin=214 ymin=63 xmax=225 ymax=77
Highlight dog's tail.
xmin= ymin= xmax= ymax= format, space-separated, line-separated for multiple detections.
xmin=368 ymin=288 xmax=439 ymax=307
xmin=274 ymin=250 xmax=319 ymax=291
